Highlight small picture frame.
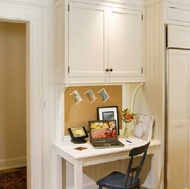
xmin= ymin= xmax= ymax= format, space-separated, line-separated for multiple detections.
xmin=97 ymin=106 xmax=119 ymax=135
xmin=68 ymin=127 xmax=88 ymax=138
xmin=68 ymin=126 xmax=88 ymax=144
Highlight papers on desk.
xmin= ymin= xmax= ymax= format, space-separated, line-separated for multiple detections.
xmin=134 ymin=114 xmax=155 ymax=141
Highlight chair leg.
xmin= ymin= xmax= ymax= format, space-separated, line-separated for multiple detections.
xmin=99 ymin=186 xmax=102 ymax=189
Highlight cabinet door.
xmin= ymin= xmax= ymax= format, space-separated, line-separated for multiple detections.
xmin=167 ymin=49 xmax=190 ymax=189
xmin=108 ymin=8 xmax=143 ymax=78
xmin=167 ymin=25 xmax=190 ymax=49
xmin=68 ymin=2 xmax=106 ymax=78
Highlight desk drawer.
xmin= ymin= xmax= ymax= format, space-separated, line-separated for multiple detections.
xmin=84 ymin=152 xmax=129 ymax=167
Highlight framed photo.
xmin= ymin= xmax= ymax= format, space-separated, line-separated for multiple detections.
xmin=97 ymin=106 xmax=119 ymax=135
xmin=68 ymin=126 xmax=88 ymax=144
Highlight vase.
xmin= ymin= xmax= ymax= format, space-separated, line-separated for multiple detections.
xmin=123 ymin=121 xmax=135 ymax=138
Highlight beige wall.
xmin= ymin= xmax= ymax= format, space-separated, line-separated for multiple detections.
xmin=0 ymin=22 xmax=26 ymax=170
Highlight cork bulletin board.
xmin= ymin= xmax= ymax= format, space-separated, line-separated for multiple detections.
xmin=64 ymin=85 xmax=122 ymax=135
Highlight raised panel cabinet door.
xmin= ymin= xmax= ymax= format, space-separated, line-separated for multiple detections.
xmin=108 ymin=8 xmax=143 ymax=77
xmin=68 ymin=2 xmax=106 ymax=77
xmin=167 ymin=49 xmax=190 ymax=189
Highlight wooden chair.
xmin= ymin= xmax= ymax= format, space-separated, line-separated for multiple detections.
xmin=96 ymin=142 xmax=150 ymax=189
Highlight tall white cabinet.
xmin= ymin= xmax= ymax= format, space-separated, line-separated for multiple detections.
xmin=167 ymin=49 xmax=190 ymax=189
xmin=55 ymin=0 xmax=144 ymax=84
xmin=144 ymin=1 xmax=190 ymax=189
xmin=166 ymin=24 xmax=190 ymax=189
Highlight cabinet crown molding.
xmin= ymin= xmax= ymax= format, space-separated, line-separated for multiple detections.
xmin=145 ymin=0 xmax=190 ymax=6
xmin=69 ymin=0 xmax=144 ymax=7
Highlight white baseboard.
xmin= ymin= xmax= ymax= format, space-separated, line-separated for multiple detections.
xmin=0 ymin=156 xmax=26 ymax=170
xmin=67 ymin=183 xmax=98 ymax=189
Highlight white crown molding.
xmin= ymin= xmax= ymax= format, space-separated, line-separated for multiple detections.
xmin=0 ymin=3 xmax=43 ymax=21
xmin=0 ymin=0 xmax=49 ymax=7
xmin=69 ymin=0 xmax=144 ymax=9
xmin=145 ymin=0 xmax=190 ymax=6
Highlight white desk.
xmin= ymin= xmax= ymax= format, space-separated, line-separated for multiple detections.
xmin=54 ymin=137 xmax=160 ymax=189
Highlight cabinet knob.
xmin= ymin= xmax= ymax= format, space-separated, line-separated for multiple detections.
xmin=105 ymin=68 xmax=113 ymax=72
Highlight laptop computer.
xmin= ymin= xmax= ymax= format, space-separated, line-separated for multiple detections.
xmin=88 ymin=120 xmax=124 ymax=149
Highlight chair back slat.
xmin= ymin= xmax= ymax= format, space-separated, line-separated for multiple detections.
xmin=124 ymin=142 xmax=150 ymax=186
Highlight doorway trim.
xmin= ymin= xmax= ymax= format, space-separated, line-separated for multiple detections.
xmin=0 ymin=3 xmax=51 ymax=189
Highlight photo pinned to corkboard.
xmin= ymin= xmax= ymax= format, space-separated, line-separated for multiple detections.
xmin=85 ymin=89 xmax=97 ymax=103
xmin=98 ymin=88 xmax=109 ymax=102
xmin=70 ymin=90 xmax=82 ymax=105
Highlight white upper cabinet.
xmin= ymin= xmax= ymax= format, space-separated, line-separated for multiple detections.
xmin=55 ymin=0 xmax=144 ymax=84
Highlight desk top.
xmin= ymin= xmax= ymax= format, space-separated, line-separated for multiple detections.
xmin=54 ymin=137 xmax=160 ymax=161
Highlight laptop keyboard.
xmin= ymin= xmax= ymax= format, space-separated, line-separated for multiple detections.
xmin=93 ymin=142 xmax=123 ymax=147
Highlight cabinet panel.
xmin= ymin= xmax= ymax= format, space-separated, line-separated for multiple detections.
xmin=109 ymin=8 xmax=143 ymax=77
xmin=167 ymin=25 xmax=190 ymax=49
xmin=168 ymin=7 xmax=190 ymax=23
xmin=69 ymin=2 xmax=106 ymax=77
xmin=167 ymin=50 xmax=190 ymax=189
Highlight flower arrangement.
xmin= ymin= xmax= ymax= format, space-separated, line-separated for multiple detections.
xmin=122 ymin=108 xmax=136 ymax=123
xmin=121 ymin=108 xmax=137 ymax=137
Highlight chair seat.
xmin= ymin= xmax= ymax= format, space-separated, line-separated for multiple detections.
xmin=96 ymin=171 xmax=140 ymax=189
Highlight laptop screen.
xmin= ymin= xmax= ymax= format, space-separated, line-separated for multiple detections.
xmin=88 ymin=120 xmax=117 ymax=142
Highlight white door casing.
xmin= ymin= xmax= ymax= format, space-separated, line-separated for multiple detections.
xmin=0 ymin=2 xmax=52 ymax=189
